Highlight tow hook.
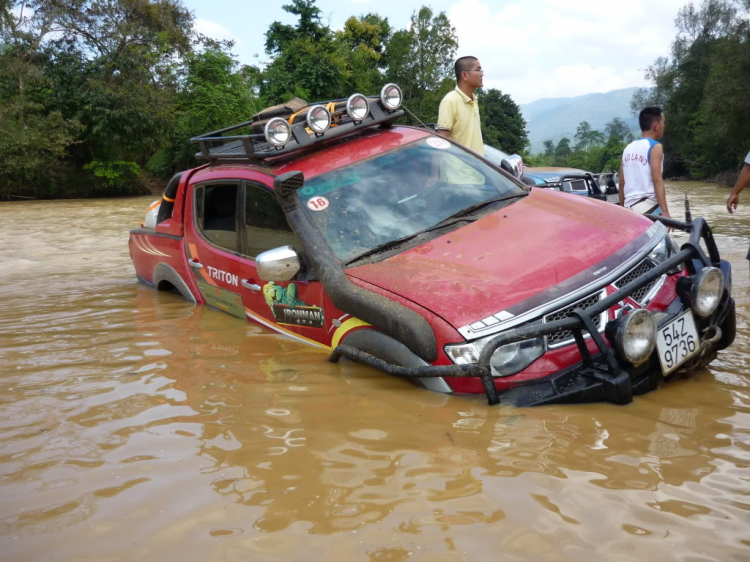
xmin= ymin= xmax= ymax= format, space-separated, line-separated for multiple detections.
xmin=701 ymin=325 xmax=722 ymax=346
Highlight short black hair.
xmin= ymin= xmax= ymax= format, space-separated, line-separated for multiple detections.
xmin=639 ymin=106 xmax=663 ymax=132
xmin=455 ymin=56 xmax=478 ymax=82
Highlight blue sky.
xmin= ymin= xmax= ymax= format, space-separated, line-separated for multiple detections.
xmin=180 ymin=0 xmax=686 ymax=104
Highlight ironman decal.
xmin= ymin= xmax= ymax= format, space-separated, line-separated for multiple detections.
xmin=263 ymin=282 xmax=325 ymax=328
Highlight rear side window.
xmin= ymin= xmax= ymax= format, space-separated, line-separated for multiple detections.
xmin=195 ymin=182 xmax=239 ymax=251
xmin=244 ymin=184 xmax=300 ymax=258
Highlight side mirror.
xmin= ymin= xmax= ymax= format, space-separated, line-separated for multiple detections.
xmin=256 ymin=246 xmax=301 ymax=281
xmin=500 ymin=154 xmax=524 ymax=179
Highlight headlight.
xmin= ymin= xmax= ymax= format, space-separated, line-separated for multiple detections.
xmin=265 ymin=117 xmax=292 ymax=147
xmin=306 ymin=105 xmax=331 ymax=134
xmin=615 ymin=309 xmax=657 ymax=364
xmin=346 ymin=93 xmax=369 ymax=122
xmin=690 ymin=266 xmax=724 ymax=317
xmin=648 ymin=234 xmax=684 ymax=273
xmin=445 ymin=337 xmax=544 ymax=377
xmin=380 ymin=83 xmax=402 ymax=110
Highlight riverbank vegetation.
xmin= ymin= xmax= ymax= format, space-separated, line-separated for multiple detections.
xmin=633 ymin=0 xmax=750 ymax=180
xmin=530 ymin=0 xmax=750 ymax=180
xmin=0 ymin=0 xmax=528 ymax=200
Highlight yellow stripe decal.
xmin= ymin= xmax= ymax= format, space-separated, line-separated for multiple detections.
xmin=331 ymin=317 xmax=371 ymax=349
xmin=162 ymin=195 xmax=176 ymax=203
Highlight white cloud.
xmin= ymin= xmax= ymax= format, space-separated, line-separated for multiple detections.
xmin=194 ymin=18 xmax=243 ymax=46
xmin=448 ymin=0 xmax=684 ymax=103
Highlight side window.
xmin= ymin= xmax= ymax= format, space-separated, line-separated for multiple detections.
xmin=244 ymin=183 xmax=301 ymax=258
xmin=195 ymin=182 xmax=239 ymax=251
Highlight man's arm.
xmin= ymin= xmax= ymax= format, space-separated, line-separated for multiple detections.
xmin=618 ymin=162 xmax=625 ymax=206
xmin=649 ymin=143 xmax=670 ymax=218
xmin=436 ymin=96 xmax=454 ymax=141
xmin=727 ymin=163 xmax=750 ymax=214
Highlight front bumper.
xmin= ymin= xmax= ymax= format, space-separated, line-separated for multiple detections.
xmin=329 ymin=216 xmax=736 ymax=406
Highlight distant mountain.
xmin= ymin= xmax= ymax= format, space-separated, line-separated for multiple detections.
xmin=521 ymin=88 xmax=642 ymax=153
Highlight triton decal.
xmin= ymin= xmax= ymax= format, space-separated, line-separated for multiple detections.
xmin=206 ymin=266 xmax=238 ymax=286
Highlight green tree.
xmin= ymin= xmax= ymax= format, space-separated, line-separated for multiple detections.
xmin=478 ymin=88 xmax=528 ymax=154
xmin=574 ymin=120 xmax=605 ymax=151
xmin=261 ymin=0 xmax=347 ymax=103
xmin=632 ymin=0 xmax=748 ymax=177
xmin=554 ymin=137 xmax=572 ymax=166
xmin=0 ymin=100 xmax=83 ymax=199
xmin=385 ymin=6 xmax=457 ymax=124
xmin=336 ymin=13 xmax=392 ymax=94
xmin=148 ymin=49 xmax=258 ymax=175
xmin=543 ymin=139 xmax=555 ymax=157
xmin=604 ymin=117 xmax=632 ymax=143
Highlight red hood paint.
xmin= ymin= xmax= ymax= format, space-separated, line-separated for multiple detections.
xmin=347 ymin=188 xmax=654 ymax=331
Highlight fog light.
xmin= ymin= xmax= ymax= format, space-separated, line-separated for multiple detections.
xmin=691 ymin=266 xmax=724 ymax=317
xmin=346 ymin=93 xmax=369 ymax=122
xmin=380 ymin=83 xmax=402 ymax=110
xmin=615 ymin=309 xmax=657 ymax=364
xmin=265 ymin=117 xmax=292 ymax=147
xmin=306 ymin=105 xmax=331 ymax=134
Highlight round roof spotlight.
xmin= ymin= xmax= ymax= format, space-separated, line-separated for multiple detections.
xmin=346 ymin=94 xmax=369 ymax=123
xmin=691 ymin=266 xmax=724 ymax=318
xmin=306 ymin=105 xmax=331 ymax=134
xmin=616 ymin=308 xmax=657 ymax=365
xmin=380 ymin=83 xmax=403 ymax=111
xmin=264 ymin=117 xmax=292 ymax=147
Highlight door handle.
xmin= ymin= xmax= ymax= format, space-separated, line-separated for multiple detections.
xmin=189 ymin=259 xmax=203 ymax=269
xmin=242 ymin=279 xmax=261 ymax=291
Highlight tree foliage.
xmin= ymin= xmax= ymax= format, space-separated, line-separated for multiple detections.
xmin=0 ymin=0 xmax=529 ymax=198
xmin=533 ymin=118 xmax=629 ymax=172
xmin=478 ymin=88 xmax=528 ymax=155
xmin=632 ymin=0 xmax=750 ymax=177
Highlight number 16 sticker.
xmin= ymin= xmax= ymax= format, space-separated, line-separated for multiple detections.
xmin=307 ymin=196 xmax=329 ymax=211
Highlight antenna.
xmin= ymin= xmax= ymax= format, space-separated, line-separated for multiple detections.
xmin=684 ymin=192 xmax=691 ymax=222
xmin=401 ymin=104 xmax=429 ymax=129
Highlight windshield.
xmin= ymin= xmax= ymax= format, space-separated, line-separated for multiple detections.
xmin=298 ymin=137 xmax=527 ymax=263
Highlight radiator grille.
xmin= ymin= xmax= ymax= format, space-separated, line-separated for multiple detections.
xmin=614 ymin=259 xmax=658 ymax=304
xmin=544 ymin=290 xmax=604 ymax=346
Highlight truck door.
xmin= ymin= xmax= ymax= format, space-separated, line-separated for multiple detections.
xmin=236 ymin=181 xmax=330 ymax=348
xmin=184 ymin=180 xmax=246 ymax=320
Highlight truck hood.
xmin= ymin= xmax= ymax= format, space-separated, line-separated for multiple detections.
xmin=346 ymin=189 xmax=658 ymax=335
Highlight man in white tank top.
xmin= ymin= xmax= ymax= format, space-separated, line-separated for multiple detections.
xmin=618 ymin=107 xmax=670 ymax=218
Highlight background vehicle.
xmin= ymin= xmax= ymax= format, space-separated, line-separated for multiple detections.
xmin=129 ymin=85 xmax=735 ymax=407
xmin=521 ymin=164 xmax=620 ymax=204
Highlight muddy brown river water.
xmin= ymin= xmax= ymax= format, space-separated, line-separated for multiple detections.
xmin=0 ymin=183 xmax=748 ymax=561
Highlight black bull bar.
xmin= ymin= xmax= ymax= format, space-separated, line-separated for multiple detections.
xmin=329 ymin=216 xmax=726 ymax=406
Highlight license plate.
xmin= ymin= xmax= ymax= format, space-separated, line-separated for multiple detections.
xmin=656 ymin=310 xmax=701 ymax=374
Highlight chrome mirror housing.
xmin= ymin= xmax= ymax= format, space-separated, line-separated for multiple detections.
xmin=500 ymin=154 xmax=524 ymax=179
xmin=256 ymin=246 xmax=301 ymax=281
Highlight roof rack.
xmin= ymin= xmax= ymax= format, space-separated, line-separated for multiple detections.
xmin=191 ymin=97 xmax=404 ymax=163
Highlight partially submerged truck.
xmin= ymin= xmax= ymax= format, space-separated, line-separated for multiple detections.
xmin=129 ymin=84 xmax=736 ymax=406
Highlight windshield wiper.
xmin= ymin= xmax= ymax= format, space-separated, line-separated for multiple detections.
xmin=444 ymin=192 xmax=528 ymax=220
xmin=344 ymin=217 xmax=476 ymax=266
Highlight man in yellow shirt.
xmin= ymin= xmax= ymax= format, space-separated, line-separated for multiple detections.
xmin=437 ymin=56 xmax=484 ymax=155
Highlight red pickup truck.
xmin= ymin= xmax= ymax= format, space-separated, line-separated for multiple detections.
xmin=129 ymin=85 xmax=736 ymax=406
